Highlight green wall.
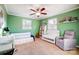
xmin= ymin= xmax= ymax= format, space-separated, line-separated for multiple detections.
xmin=41 ymin=9 xmax=79 ymax=46
xmin=7 ymin=15 xmax=41 ymax=36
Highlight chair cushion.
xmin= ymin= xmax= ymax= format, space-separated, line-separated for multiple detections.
xmin=56 ymin=39 xmax=64 ymax=49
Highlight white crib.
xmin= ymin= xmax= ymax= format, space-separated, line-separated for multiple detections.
xmin=11 ymin=32 xmax=33 ymax=45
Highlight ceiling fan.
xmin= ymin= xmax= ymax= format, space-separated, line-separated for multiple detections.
xmin=30 ymin=7 xmax=47 ymax=17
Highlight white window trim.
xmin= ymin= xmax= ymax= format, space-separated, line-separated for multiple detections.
xmin=22 ymin=19 xmax=32 ymax=30
xmin=48 ymin=18 xmax=57 ymax=30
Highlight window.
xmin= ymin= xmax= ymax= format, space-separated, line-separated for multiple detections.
xmin=48 ymin=18 xmax=57 ymax=30
xmin=47 ymin=18 xmax=58 ymax=34
xmin=48 ymin=18 xmax=57 ymax=24
xmin=22 ymin=19 xmax=32 ymax=30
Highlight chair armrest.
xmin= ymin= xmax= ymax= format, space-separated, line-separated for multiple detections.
xmin=56 ymin=36 xmax=64 ymax=40
xmin=55 ymin=36 xmax=64 ymax=44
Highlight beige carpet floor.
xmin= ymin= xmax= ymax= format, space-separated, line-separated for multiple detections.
xmin=14 ymin=38 xmax=79 ymax=55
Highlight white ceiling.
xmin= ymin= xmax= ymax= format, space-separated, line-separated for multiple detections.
xmin=4 ymin=4 xmax=79 ymax=19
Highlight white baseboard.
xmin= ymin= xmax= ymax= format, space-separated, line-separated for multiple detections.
xmin=42 ymin=37 xmax=55 ymax=43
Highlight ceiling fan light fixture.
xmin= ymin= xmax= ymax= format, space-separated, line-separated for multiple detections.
xmin=36 ymin=12 xmax=40 ymax=16
xmin=30 ymin=7 xmax=47 ymax=17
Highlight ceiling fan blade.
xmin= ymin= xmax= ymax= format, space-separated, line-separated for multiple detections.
xmin=41 ymin=13 xmax=47 ymax=15
xmin=30 ymin=9 xmax=36 ymax=12
xmin=30 ymin=13 xmax=35 ymax=15
xmin=41 ymin=8 xmax=45 ymax=11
